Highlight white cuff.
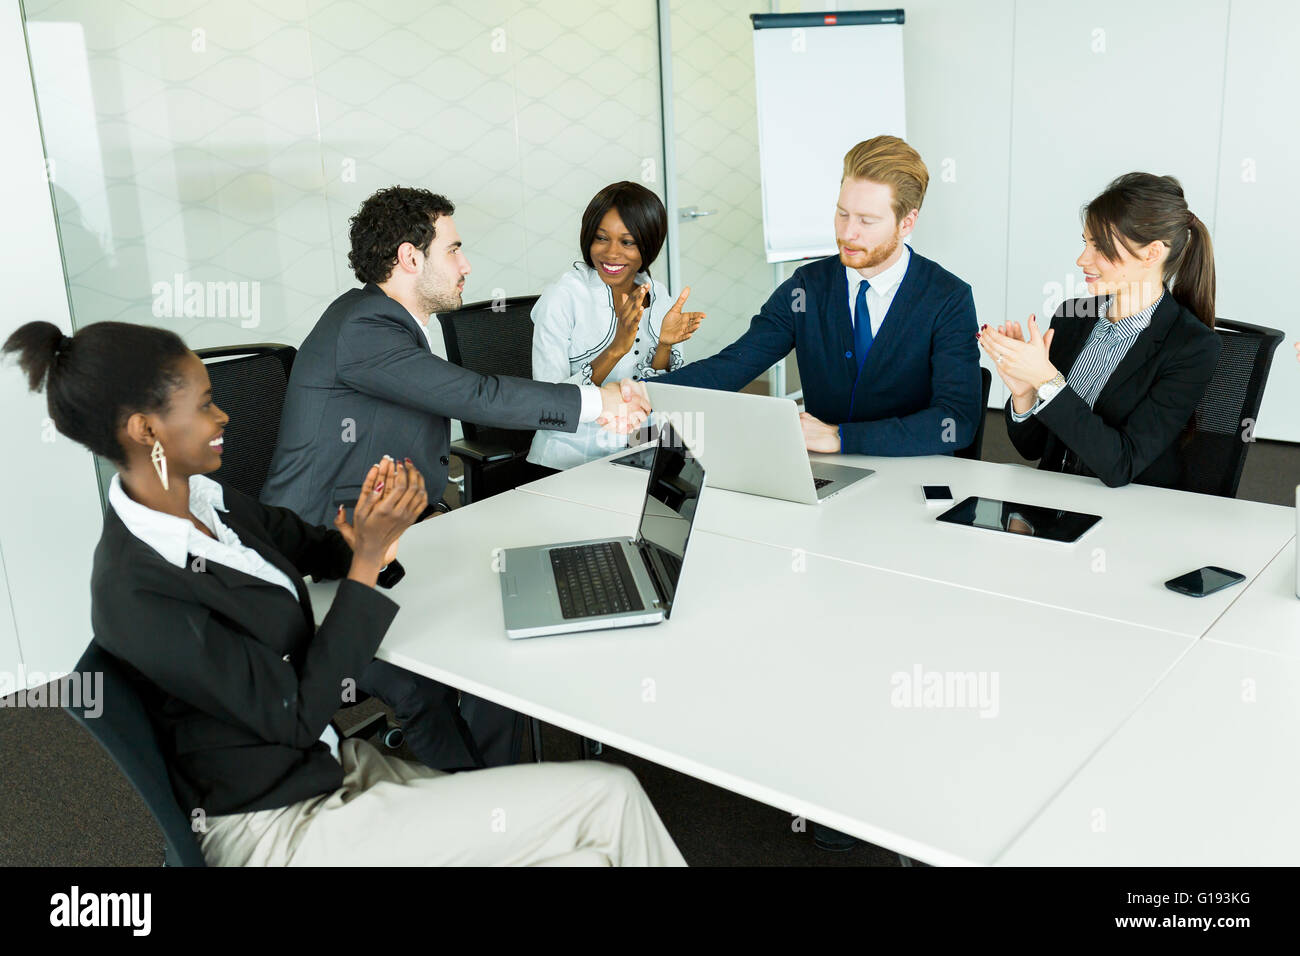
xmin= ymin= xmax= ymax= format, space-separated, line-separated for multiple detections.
xmin=578 ymin=384 xmax=602 ymax=423
xmin=1009 ymin=400 xmax=1038 ymax=422
xmin=1010 ymin=386 xmax=1061 ymax=422
xmin=1034 ymin=385 xmax=1062 ymax=412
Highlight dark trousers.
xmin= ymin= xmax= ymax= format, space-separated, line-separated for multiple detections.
xmin=356 ymin=658 xmax=524 ymax=770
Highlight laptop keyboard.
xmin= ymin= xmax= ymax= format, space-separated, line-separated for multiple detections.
xmin=813 ymin=477 xmax=833 ymax=490
xmin=550 ymin=542 xmax=645 ymax=619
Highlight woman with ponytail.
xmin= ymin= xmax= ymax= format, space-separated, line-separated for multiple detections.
xmin=979 ymin=173 xmax=1220 ymax=488
xmin=2 ymin=321 xmax=684 ymax=866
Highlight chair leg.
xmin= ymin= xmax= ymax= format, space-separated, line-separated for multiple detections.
xmin=579 ymin=737 xmax=602 ymax=758
xmin=461 ymin=464 xmax=478 ymax=506
xmin=530 ymin=717 xmax=544 ymax=762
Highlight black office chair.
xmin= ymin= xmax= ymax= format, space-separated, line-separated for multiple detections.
xmin=195 ymin=343 xmax=296 ymax=500
xmin=197 ymin=343 xmax=399 ymax=748
xmin=1179 ymin=318 xmax=1284 ymax=498
xmin=438 ymin=296 xmax=542 ymax=504
xmin=955 ymin=367 xmax=993 ymax=461
xmin=65 ymin=642 xmax=207 ymax=866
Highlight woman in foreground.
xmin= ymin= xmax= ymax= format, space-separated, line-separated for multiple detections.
xmin=4 ymin=319 xmax=685 ymax=866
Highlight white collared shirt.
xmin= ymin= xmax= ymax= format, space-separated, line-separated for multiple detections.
xmin=109 ymin=473 xmax=298 ymax=596
xmin=416 ymin=309 xmax=603 ymax=423
xmin=845 ymin=243 xmax=911 ymax=338
xmin=528 ymin=263 xmax=684 ymax=470
xmin=415 ymin=315 xmax=437 ymax=353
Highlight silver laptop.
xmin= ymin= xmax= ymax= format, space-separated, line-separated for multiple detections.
xmin=499 ymin=422 xmax=705 ymax=639
xmin=620 ymin=383 xmax=872 ymax=505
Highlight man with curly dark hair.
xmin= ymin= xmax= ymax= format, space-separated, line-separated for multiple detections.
xmin=347 ymin=187 xmax=457 ymax=286
xmin=261 ymin=185 xmax=650 ymax=771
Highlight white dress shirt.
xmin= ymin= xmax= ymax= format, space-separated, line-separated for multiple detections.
xmin=109 ymin=473 xmax=298 ymax=595
xmin=845 ymin=243 xmax=911 ymax=339
xmin=416 ymin=309 xmax=603 ymax=423
xmin=528 ymin=263 xmax=684 ymax=470
xmin=108 ymin=472 xmax=340 ymax=757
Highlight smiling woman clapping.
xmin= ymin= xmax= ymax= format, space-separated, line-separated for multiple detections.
xmin=528 ymin=181 xmax=706 ymax=470
xmin=980 ymin=173 xmax=1220 ymax=489
xmin=2 ymin=319 xmax=684 ymax=866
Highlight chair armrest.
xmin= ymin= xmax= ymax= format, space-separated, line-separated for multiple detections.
xmin=450 ymin=439 xmax=518 ymax=465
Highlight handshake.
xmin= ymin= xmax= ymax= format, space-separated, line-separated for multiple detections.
xmin=595 ymin=379 xmax=653 ymax=434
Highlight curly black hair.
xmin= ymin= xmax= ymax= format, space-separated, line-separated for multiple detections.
xmin=3 ymin=320 xmax=190 ymax=466
xmin=348 ymin=186 xmax=456 ymax=284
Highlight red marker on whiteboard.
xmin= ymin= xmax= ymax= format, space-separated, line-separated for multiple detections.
xmin=824 ymin=15 xmax=837 ymax=24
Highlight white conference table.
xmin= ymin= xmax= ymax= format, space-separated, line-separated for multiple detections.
xmin=995 ymin=638 xmax=1300 ymax=866
xmin=307 ymin=454 xmax=1292 ymax=865
xmin=995 ymin=546 xmax=1300 ymax=865
xmin=519 ymin=450 xmax=1294 ymax=639
xmin=1200 ymin=544 xmax=1300 ymax=659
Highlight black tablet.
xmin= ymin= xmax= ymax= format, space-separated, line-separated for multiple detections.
xmin=610 ymin=425 xmax=661 ymax=471
xmin=610 ymin=446 xmax=655 ymax=470
xmin=935 ymin=496 xmax=1101 ymax=543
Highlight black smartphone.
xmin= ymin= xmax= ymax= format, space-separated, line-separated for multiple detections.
xmin=1164 ymin=566 xmax=1245 ymax=598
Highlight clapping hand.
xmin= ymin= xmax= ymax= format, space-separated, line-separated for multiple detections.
xmin=613 ymin=284 xmax=649 ymax=352
xmin=658 ymin=286 xmax=705 ymax=346
xmin=978 ymin=315 xmax=1057 ymax=400
xmin=335 ymin=456 xmax=427 ymax=574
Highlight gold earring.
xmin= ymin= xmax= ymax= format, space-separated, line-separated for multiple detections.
xmin=151 ymin=440 xmax=169 ymax=491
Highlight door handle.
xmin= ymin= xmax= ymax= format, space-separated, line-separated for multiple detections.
xmin=678 ymin=206 xmax=718 ymax=221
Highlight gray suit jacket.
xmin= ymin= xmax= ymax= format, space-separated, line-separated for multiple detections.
xmin=261 ymin=283 xmax=582 ymax=524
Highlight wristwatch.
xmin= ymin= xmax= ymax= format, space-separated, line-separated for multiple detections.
xmin=1036 ymin=372 xmax=1067 ymax=403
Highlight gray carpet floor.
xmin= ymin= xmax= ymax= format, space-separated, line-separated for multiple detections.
xmin=2 ymin=411 xmax=1295 ymax=866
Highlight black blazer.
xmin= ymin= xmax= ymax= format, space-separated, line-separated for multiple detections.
xmin=261 ymin=283 xmax=584 ymax=525
xmin=90 ymin=483 xmax=399 ymax=817
xmin=1004 ymin=295 xmax=1220 ymax=488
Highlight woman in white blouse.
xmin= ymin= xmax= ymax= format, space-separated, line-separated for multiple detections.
xmin=529 ymin=181 xmax=705 ymax=470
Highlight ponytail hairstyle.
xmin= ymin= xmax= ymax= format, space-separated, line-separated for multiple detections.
xmin=1083 ymin=172 xmax=1216 ymax=329
xmin=3 ymin=321 xmax=191 ymax=465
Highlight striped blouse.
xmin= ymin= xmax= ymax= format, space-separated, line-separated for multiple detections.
xmin=1011 ymin=292 xmax=1164 ymax=421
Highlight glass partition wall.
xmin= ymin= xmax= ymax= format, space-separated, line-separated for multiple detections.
xmin=23 ymin=0 xmax=670 ymax=351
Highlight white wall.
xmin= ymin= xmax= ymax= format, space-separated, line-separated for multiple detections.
xmin=1003 ymin=0 xmax=1228 ymax=363
xmin=900 ymin=0 xmax=1016 ymax=411
xmin=1213 ymin=0 xmax=1300 ymax=441
xmin=0 ymin=0 xmax=105 ymax=682
xmin=0 ymin=550 xmax=22 ymax=688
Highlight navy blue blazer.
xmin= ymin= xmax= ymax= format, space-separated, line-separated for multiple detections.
xmin=656 ymin=251 xmax=982 ymax=456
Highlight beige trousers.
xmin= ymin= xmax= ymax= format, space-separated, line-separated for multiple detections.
xmin=199 ymin=738 xmax=686 ymax=866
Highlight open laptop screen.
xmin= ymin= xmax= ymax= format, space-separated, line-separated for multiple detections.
xmin=635 ymin=421 xmax=705 ymax=614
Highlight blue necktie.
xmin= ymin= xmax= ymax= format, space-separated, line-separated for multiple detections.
xmin=853 ymin=278 xmax=873 ymax=369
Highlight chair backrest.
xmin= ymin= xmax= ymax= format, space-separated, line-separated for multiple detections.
xmin=955 ymin=367 xmax=994 ymax=461
xmin=437 ymin=296 xmax=540 ymax=453
xmin=1180 ymin=318 xmax=1284 ymax=498
xmin=65 ymin=642 xmax=207 ymax=866
xmin=196 ymin=344 xmax=296 ymax=500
